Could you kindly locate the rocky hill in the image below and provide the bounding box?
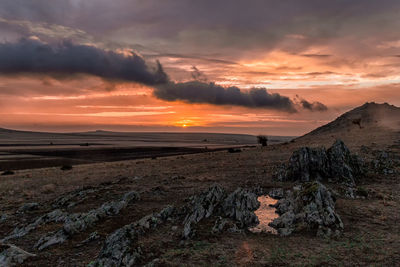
[295,102,400,149]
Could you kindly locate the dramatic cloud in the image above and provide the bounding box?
[0,38,168,85]
[300,99,328,112]
[154,81,297,112]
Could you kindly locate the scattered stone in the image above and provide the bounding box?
[269,181,343,238]
[35,191,140,250]
[275,139,364,186]
[0,242,36,266]
[17,203,39,213]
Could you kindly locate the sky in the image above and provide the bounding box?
[0,0,399,136]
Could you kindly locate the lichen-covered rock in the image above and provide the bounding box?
[17,203,39,213]
[0,214,7,223]
[275,139,364,186]
[371,150,396,175]
[135,205,175,232]
[35,191,139,250]
[91,224,141,267]
[2,209,68,242]
[286,146,330,182]
[52,187,98,209]
[211,216,240,234]
[76,232,100,247]
[182,185,262,238]
[221,188,260,228]
[268,188,284,199]
[0,243,36,266]
[269,181,343,238]
[91,206,175,267]
[182,184,226,239]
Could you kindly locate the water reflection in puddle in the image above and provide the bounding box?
[248,195,278,234]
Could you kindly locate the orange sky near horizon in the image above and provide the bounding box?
[1,1,400,136]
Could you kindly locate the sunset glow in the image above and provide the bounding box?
[0,1,399,135]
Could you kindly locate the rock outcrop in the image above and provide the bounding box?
[275,139,364,186]
[2,209,68,242]
[182,185,261,238]
[35,191,139,250]
[17,203,39,213]
[269,181,343,238]
[371,151,397,175]
[52,187,98,209]
[0,243,36,267]
[221,188,260,228]
[91,206,175,267]
[182,185,226,239]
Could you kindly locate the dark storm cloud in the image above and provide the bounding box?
[298,98,328,112]
[0,38,168,85]
[2,0,400,60]
[294,95,328,112]
[154,81,297,112]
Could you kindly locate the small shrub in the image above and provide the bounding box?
[257,135,268,146]
[228,148,241,153]
[1,170,15,176]
[356,187,369,198]
[60,165,73,171]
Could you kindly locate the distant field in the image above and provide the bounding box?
[0,129,295,170]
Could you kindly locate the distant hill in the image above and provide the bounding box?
[295,102,400,148]
[0,128,263,147]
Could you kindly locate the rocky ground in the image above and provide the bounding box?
[0,131,399,266]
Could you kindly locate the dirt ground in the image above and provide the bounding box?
[0,129,399,266]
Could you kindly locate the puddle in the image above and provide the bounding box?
[248,195,279,234]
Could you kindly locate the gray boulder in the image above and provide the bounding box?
[371,150,396,175]
[91,206,175,267]
[268,188,284,199]
[91,224,141,267]
[17,203,39,213]
[182,184,226,239]
[221,188,260,228]
[182,185,262,238]
[269,181,343,238]
[0,243,36,267]
[275,139,364,186]
[0,214,7,223]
